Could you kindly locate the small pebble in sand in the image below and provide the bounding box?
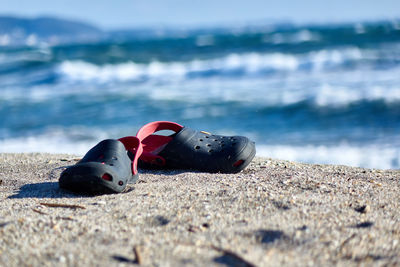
[355,205,371,214]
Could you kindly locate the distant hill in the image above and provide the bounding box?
[0,16,104,46]
[0,15,297,46]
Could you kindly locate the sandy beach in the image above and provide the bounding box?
[0,153,399,266]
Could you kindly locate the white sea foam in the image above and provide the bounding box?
[2,45,400,108]
[265,29,321,44]
[0,128,110,155]
[57,61,145,82]
[148,74,400,108]
[52,45,400,107]
[56,53,299,84]
[257,143,400,170]
[0,136,91,155]
[56,46,378,84]
[2,70,400,109]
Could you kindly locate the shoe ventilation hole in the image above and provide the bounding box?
[209,149,214,153]
[112,157,118,160]
[205,136,209,138]
[118,181,124,186]
[199,139,203,141]
[195,146,200,149]
[102,173,112,181]
[206,144,211,147]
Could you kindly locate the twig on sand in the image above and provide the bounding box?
[112,246,144,265]
[340,233,357,249]
[133,246,143,265]
[56,216,75,221]
[338,233,357,257]
[40,202,86,209]
[210,245,257,267]
[32,208,48,215]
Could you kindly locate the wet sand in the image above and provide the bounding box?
[0,153,399,266]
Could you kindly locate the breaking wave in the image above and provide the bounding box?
[56,47,371,83]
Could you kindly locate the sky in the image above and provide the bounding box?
[0,0,399,29]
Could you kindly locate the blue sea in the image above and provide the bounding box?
[1,20,400,169]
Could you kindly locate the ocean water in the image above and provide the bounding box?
[1,21,400,169]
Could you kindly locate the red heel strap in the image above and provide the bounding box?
[120,121,183,168]
[136,121,183,141]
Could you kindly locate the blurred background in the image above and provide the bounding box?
[0,0,399,169]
